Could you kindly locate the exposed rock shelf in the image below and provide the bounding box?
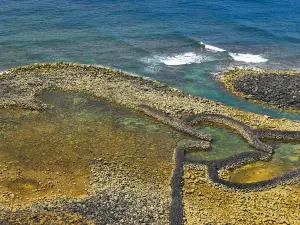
[222,68,300,112]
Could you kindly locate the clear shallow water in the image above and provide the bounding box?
[1,0,300,119]
[185,126,256,161]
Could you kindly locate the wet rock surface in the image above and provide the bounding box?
[1,62,300,130]
[0,211,94,225]
[0,91,178,224]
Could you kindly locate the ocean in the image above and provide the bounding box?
[1,0,300,119]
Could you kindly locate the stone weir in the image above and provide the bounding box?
[137,105,300,225]
[1,62,300,225]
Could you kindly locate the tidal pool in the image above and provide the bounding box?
[185,125,256,161]
[185,125,300,184]
[229,142,300,183]
[0,91,185,206]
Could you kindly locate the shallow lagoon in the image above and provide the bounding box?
[0,91,183,206]
[185,125,256,161]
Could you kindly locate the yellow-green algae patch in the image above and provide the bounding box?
[0,91,185,208]
[1,63,300,223]
[229,142,300,183]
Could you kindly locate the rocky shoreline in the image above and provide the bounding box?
[1,62,300,224]
[222,68,300,112]
[1,62,300,130]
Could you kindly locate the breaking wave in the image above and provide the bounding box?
[199,41,267,63]
[200,42,226,52]
[156,52,213,66]
[228,53,268,63]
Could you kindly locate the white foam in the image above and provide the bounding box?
[229,53,268,63]
[158,52,212,66]
[200,42,226,52]
[0,69,8,75]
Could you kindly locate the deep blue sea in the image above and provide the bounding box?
[1,0,300,119]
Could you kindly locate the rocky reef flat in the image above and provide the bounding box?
[0,91,178,224]
[222,68,300,112]
[1,62,300,224]
[1,62,300,131]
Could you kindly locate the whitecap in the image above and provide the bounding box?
[158,52,212,66]
[229,53,268,63]
[200,42,226,52]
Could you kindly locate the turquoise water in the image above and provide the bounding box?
[37,91,178,135]
[35,93,300,181]
[185,126,256,161]
[1,0,300,119]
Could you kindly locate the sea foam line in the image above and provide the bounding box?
[142,43,267,67]
[159,52,212,66]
